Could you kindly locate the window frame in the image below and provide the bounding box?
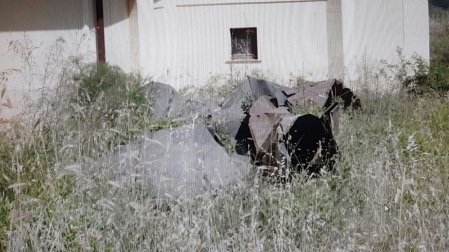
[153,0,164,9]
[230,27,258,61]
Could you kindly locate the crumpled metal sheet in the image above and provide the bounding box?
[218,77,295,138]
[287,79,361,111]
[104,77,360,202]
[228,77,360,176]
[140,77,360,181]
[143,81,189,119]
[144,81,221,120]
[247,95,290,167]
[104,123,252,202]
[287,79,337,109]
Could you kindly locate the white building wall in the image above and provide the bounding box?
[103,0,133,73]
[341,0,430,91]
[138,0,329,89]
[327,0,344,80]
[0,0,97,119]
[0,0,431,118]
[403,0,430,60]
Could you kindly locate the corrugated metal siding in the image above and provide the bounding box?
[0,0,97,118]
[341,0,429,91]
[403,0,430,60]
[137,0,428,91]
[138,0,329,89]
[327,0,344,80]
[0,0,431,110]
[103,0,133,72]
[342,0,403,90]
[129,1,141,73]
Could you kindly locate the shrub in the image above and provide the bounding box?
[429,7,449,91]
[74,62,150,123]
[55,62,154,156]
[381,47,449,94]
[76,63,147,107]
[430,0,449,10]
[428,61,449,91]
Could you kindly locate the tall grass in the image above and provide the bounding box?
[2,63,449,251]
[2,45,449,252]
[1,6,449,250]
[0,61,155,251]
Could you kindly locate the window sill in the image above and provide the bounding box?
[226,59,262,64]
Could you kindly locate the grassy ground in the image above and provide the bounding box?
[2,90,449,251]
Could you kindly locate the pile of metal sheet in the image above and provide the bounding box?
[105,78,360,201]
[217,77,360,179]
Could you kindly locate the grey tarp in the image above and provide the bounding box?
[143,81,220,120]
[103,123,252,202]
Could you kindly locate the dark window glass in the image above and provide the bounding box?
[230,27,258,60]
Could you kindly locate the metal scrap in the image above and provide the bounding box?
[105,77,361,202]
[222,77,361,178]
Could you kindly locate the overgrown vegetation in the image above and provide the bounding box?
[3,84,449,250]
[1,4,449,251]
[427,4,449,92]
[0,69,18,123]
[380,47,449,94]
[0,61,159,251]
[49,62,155,159]
[375,5,449,94]
[430,0,449,9]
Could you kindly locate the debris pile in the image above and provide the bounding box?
[104,77,360,200]
[216,77,361,179]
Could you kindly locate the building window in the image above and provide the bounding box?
[230,27,258,60]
